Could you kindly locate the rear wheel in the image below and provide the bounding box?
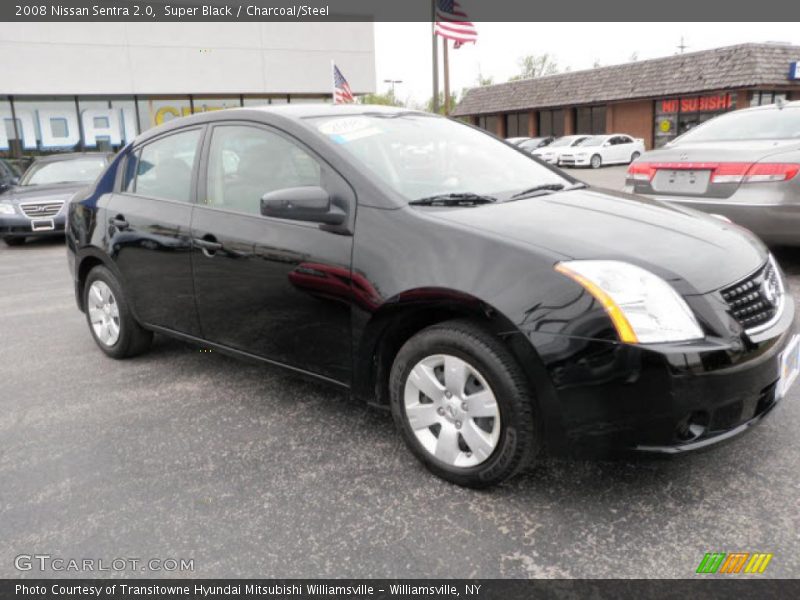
[83,265,152,359]
[4,237,25,246]
[631,151,641,163]
[389,320,539,488]
[590,154,602,169]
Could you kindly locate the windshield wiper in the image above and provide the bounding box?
[409,193,497,207]
[509,182,586,200]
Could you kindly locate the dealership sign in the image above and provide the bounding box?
[659,93,734,114]
[790,61,800,80]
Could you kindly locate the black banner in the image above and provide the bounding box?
[4,579,800,600]
[5,0,800,22]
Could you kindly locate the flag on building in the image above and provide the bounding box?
[434,0,478,48]
[332,63,355,104]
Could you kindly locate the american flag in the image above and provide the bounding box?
[434,0,478,48]
[332,63,355,104]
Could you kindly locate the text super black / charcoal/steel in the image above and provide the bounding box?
[65,105,797,487]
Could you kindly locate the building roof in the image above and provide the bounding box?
[453,43,800,116]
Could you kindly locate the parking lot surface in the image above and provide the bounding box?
[1,236,799,579]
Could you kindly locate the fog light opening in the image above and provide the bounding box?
[676,411,709,442]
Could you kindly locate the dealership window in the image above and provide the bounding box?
[504,112,528,137]
[288,96,331,104]
[653,93,736,148]
[576,105,606,135]
[243,96,289,107]
[538,109,564,137]
[751,91,789,106]
[475,115,499,134]
[77,97,137,153]
[10,97,81,155]
[0,98,18,159]
[137,97,192,130]
[191,97,242,115]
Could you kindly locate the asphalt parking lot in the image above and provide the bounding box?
[2,221,800,578]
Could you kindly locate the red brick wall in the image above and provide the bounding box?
[528,111,538,136]
[564,109,575,135]
[606,100,654,149]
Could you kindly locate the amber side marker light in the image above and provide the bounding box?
[555,263,639,344]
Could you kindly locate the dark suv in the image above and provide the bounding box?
[67,106,797,487]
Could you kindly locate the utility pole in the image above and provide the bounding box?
[677,36,689,54]
[432,10,439,114]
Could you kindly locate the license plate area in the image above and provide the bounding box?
[777,334,800,399]
[30,218,55,232]
[651,169,711,194]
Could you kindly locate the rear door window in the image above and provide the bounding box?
[128,129,202,202]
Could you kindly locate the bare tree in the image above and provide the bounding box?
[508,54,559,81]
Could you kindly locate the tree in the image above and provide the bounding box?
[359,90,402,106]
[508,54,559,81]
[475,71,494,87]
[592,59,603,68]
[425,91,460,115]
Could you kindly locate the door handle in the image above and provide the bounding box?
[193,237,223,257]
[109,216,129,230]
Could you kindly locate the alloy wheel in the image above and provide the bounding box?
[403,354,501,468]
[88,280,121,347]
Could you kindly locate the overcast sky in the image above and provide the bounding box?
[373,22,800,106]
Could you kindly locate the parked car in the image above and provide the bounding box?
[531,135,590,165]
[67,105,797,488]
[0,152,111,246]
[560,134,645,168]
[0,158,21,193]
[517,136,555,152]
[505,137,530,145]
[625,101,800,246]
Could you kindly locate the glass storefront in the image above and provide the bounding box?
[504,112,528,137]
[0,94,328,159]
[653,92,736,148]
[538,109,565,137]
[576,105,607,135]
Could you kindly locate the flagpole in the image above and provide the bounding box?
[431,3,439,114]
[331,59,336,104]
[443,39,450,116]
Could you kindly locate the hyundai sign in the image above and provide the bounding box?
[790,61,800,80]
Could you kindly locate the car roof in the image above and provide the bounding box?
[31,152,111,164]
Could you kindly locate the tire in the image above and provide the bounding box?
[389,319,539,488]
[590,154,602,169]
[83,265,152,359]
[4,237,25,246]
[631,151,641,163]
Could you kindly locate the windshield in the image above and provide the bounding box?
[675,106,800,143]
[576,136,606,147]
[549,136,586,148]
[309,114,568,201]
[22,157,106,186]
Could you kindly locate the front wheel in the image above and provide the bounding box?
[83,265,152,359]
[590,154,602,169]
[389,320,539,488]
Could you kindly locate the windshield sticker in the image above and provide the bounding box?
[318,117,382,144]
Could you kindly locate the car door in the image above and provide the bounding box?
[190,122,354,384]
[614,135,634,163]
[107,126,204,336]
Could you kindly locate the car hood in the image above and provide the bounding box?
[426,188,766,295]
[0,182,87,204]
[639,139,800,163]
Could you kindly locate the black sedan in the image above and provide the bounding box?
[0,152,111,246]
[66,105,797,487]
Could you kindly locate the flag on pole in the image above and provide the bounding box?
[332,63,355,104]
[434,0,478,49]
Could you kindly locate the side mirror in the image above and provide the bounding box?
[260,186,345,225]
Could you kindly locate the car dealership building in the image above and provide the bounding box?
[454,43,800,149]
[0,22,375,160]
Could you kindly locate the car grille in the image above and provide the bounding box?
[19,201,64,218]
[720,258,783,332]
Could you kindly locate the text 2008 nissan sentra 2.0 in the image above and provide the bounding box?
[65,105,798,488]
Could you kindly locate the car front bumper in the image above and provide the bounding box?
[521,300,795,457]
[559,156,592,167]
[0,213,66,238]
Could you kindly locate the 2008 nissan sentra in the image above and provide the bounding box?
[66,105,799,488]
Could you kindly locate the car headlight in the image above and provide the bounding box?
[0,203,16,215]
[555,260,704,344]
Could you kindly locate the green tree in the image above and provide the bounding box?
[475,71,494,87]
[425,91,460,115]
[508,54,559,81]
[359,90,402,106]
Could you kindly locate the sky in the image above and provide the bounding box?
[373,22,800,106]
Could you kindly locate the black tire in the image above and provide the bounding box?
[4,237,25,246]
[83,265,152,359]
[590,154,602,169]
[631,151,641,163]
[389,319,539,488]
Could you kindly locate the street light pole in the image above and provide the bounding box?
[383,79,403,96]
